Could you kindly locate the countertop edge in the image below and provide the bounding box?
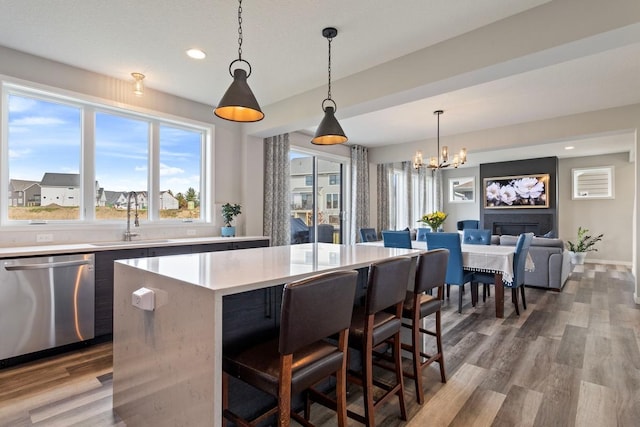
[0,235,270,259]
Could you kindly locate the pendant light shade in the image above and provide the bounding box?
[311,27,347,145]
[214,0,264,123]
[312,104,347,145]
[215,68,264,122]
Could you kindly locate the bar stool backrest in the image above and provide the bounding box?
[415,249,449,294]
[365,256,412,315]
[279,270,358,355]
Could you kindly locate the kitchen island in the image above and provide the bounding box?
[112,243,420,426]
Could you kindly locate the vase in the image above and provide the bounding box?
[221,226,236,237]
[569,251,587,265]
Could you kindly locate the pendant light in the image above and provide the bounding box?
[214,0,264,122]
[312,27,347,145]
[413,110,466,169]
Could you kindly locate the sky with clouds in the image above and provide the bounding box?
[8,94,202,194]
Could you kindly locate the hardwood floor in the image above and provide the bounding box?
[1,263,638,426]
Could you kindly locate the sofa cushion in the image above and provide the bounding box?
[500,235,563,249]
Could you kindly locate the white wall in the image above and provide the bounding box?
[558,152,633,264]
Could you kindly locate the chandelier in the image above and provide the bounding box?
[413,110,466,169]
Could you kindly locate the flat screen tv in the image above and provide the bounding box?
[483,173,549,209]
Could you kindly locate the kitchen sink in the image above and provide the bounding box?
[89,239,170,247]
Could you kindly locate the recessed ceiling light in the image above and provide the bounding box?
[565,146,575,150]
[186,48,206,60]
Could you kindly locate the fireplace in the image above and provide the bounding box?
[492,222,540,236]
[484,213,553,236]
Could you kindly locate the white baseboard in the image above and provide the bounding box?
[586,258,632,267]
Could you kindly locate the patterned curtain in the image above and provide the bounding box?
[350,145,370,243]
[433,168,443,212]
[376,163,390,232]
[403,161,413,228]
[263,134,290,246]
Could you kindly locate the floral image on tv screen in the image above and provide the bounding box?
[483,174,549,208]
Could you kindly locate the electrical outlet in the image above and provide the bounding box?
[186,229,197,236]
[36,233,54,243]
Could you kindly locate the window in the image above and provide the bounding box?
[289,151,346,244]
[326,193,339,209]
[8,94,82,220]
[3,86,210,224]
[159,125,203,220]
[95,112,149,221]
[449,177,475,202]
[386,164,433,230]
[572,166,614,199]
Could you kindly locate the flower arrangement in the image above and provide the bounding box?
[566,226,603,253]
[418,211,448,231]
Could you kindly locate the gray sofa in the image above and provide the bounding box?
[498,235,570,290]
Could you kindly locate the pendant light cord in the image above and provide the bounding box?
[327,35,332,101]
[436,111,440,163]
[237,0,243,61]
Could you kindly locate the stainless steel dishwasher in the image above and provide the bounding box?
[0,253,95,361]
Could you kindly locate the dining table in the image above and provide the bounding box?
[360,240,534,318]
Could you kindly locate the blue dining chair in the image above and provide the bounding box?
[424,233,474,313]
[462,229,492,299]
[382,230,412,249]
[416,227,431,242]
[456,220,479,231]
[471,232,534,315]
[462,229,492,245]
[360,227,379,242]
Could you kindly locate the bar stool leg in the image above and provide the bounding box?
[412,313,424,404]
[436,309,446,383]
[392,330,407,421]
[362,332,375,427]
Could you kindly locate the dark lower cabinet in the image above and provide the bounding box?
[94,238,270,337]
[94,248,148,337]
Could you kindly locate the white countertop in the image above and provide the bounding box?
[116,243,421,296]
[0,235,270,259]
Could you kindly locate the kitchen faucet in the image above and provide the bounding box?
[123,191,140,241]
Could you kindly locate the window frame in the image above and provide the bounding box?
[1,81,213,227]
[448,176,475,203]
[571,166,615,200]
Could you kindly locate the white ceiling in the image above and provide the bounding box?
[0,0,638,160]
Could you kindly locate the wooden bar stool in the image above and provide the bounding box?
[222,270,359,427]
[401,249,448,404]
[318,256,410,426]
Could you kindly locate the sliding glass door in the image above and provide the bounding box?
[290,151,345,244]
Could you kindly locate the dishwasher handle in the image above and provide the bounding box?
[4,259,92,271]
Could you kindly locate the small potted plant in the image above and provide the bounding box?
[221,203,241,237]
[566,226,603,264]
